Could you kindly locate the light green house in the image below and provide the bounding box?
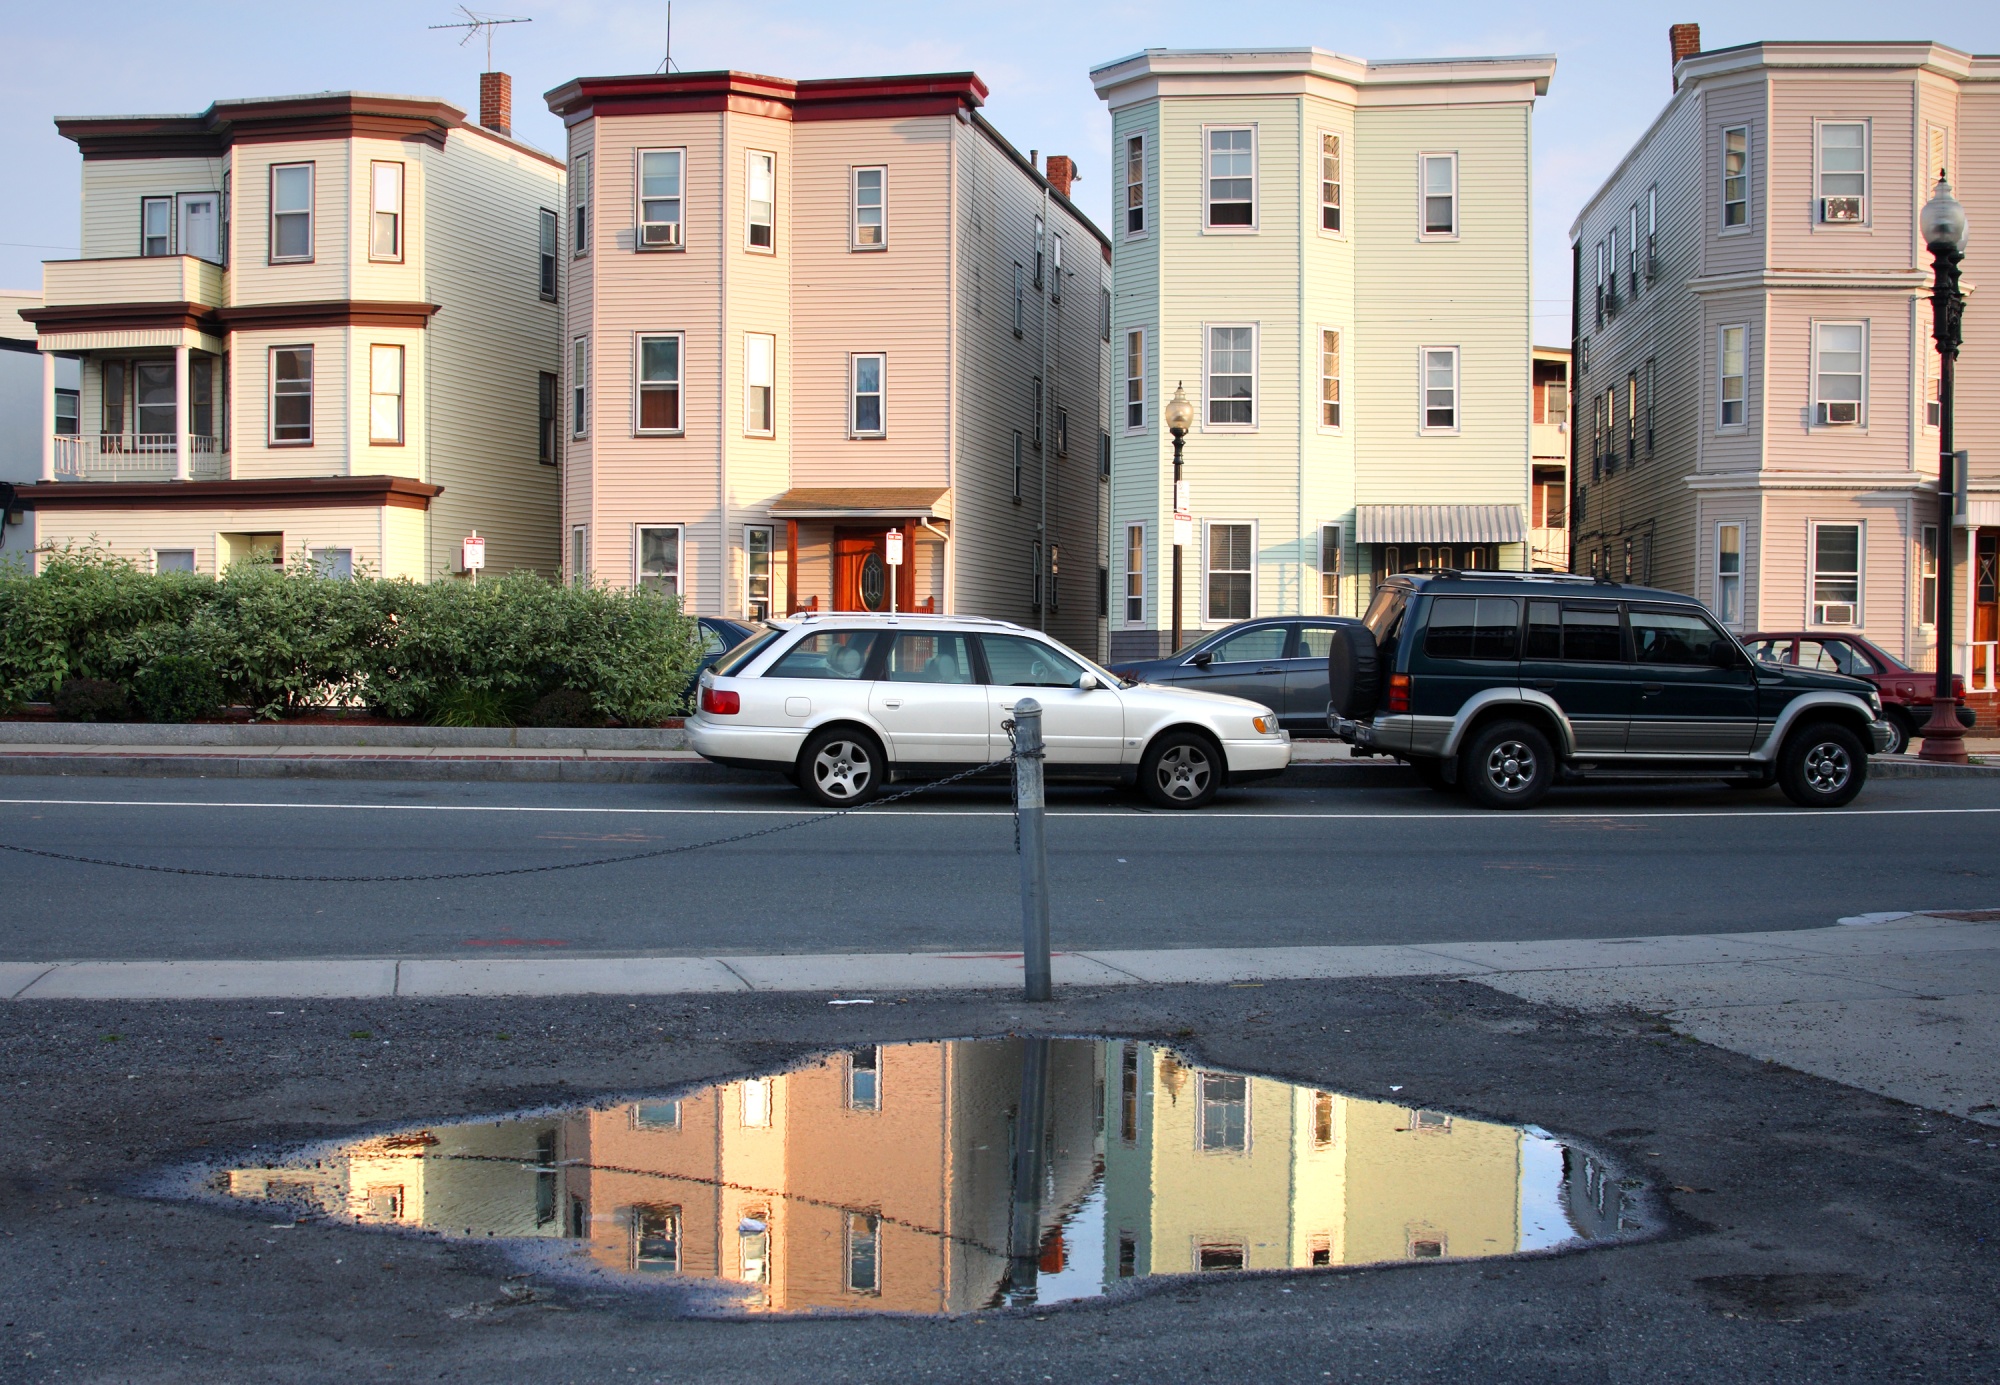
[1092,48,1556,659]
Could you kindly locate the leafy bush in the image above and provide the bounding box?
[428,687,528,728]
[52,676,131,722]
[131,653,226,724]
[528,688,602,728]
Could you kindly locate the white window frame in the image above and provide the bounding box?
[571,150,591,258]
[743,525,774,620]
[1122,521,1147,626]
[745,150,775,252]
[743,333,775,438]
[1011,429,1023,502]
[1202,125,1258,233]
[1721,126,1750,231]
[1418,345,1460,435]
[1417,152,1458,240]
[1923,301,1941,430]
[636,148,686,251]
[851,165,887,251]
[1319,523,1343,615]
[268,345,313,447]
[1202,520,1257,625]
[1123,328,1146,433]
[268,162,314,264]
[1717,324,1748,430]
[571,336,590,438]
[1715,521,1744,628]
[1814,120,1870,227]
[1050,233,1062,302]
[1123,133,1146,238]
[849,352,886,438]
[1012,263,1024,337]
[1808,520,1864,627]
[1925,123,1952,187]
[1317,327,1342,432]
[538,208,558,300]
[369,160,404,262]
[1318,131,1342,236]
[141,196,172,257]
[1202,323,1258,433]
[634,332,682,436]
[1627,204,1640,291]
[1920,523,1940,627]
[1811,320,1867,429]
[1646,183,1658,280]
[634,523,685,596]
[569,525,587,586]
[368,343,404,445]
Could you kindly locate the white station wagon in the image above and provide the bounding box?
[687,614,1291,809]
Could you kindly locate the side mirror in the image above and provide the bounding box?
[1078,673,1100,691]
[1190,650,1214,668]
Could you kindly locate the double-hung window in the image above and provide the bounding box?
[1205,127,1254,229]
[571,336,590,438]
[636,525,682,595]
[1050,234,1062,302]
[1645,358,1657,452]
[1012,263,1024,337]
[635,334,681,434]
[1011,430,1023,502]
[743,526,774,620]
[269,163,313,262]
[1320,524,1343,615]
[1817,122,1867,224]
[570,526,587,586]
[852,167,885,249]
[1813,322,1865,426]
[1927,124,1952,186]
[141,197,172,256]
[1033,217,1045,288]
[1319,329,1341,429]
[1810,523,1862,625]
[1420,347,1459,432]
[1124,135,1146,236]
[1206,325,1255,428]
[1645,184,1658,280]
[1123,523,1146,624]
[746,151,775,250]
[1718,325,1747,428]
[538,209,558,299]
[743,333,775,436]
[368,345,403,445]
[269,346,313,445]
[850,353,885,437]
[1627,204,1640,292]
[638,149,684,248]
[1320,133,1341,232]
[1594,241,1607,327]
[1716,523,1743,626]
[1924,307,1942,428]
[1721,127,1749,229]
[1420,153,1457,236]
[571,151,591,256]
[370,161,403,261]
[1031,377,1043,449]
[1625,372,1637,460]
[1606,227,1619,312]
[1921,525,1940,626]
[1205,523,1254,623]
[537,372,557,464]
[1123,329,1145,431]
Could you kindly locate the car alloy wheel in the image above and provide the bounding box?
[809,738,876,802]
[1139,731,1223,809]
[1460,720,1554,810]
[1155,743,1212,802]
[1484,739,1538,795]
[1777,720,1867,809]
[1801,739,1852,794]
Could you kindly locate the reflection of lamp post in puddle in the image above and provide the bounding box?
[1006,1036,1051,1306]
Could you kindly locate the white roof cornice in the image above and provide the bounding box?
[1673,40,1979,86]
[1089,47,1554,111]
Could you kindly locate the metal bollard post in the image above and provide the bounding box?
[1012,697,1053,1002]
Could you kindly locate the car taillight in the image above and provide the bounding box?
[701,686,740,715]
[1953,675,1966,700]
[1385,673,1411,714]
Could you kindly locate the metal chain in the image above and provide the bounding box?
[0,754,1016,884]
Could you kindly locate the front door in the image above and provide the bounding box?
[977,632,1123,765]
[1520,599,1631,754]
[178,192,220,263]
[868,630,988,765]
[1624,605,1757,753]
[1977,535,1998,643]
[1175,622,1291,709]
[833,529,914,613]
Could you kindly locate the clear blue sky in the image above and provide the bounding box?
[5,2,1995,345]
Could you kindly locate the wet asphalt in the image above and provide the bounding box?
[3,979,1996,1383]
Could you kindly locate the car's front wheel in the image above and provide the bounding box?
[1460,721,1554,810]
[1878,709,1913,756]
[1777,721,1867,808]
[1140,730,1223,809]
[798,728,885,808]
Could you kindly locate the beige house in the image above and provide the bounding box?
[18,85,564,579]
[1572,31,2000,691]
[1531,345,1571,570]
[546,69,1110,652]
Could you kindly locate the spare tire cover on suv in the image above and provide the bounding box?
[1325,619,1381,720]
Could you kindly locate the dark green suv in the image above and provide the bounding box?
[1325,571,1893,810]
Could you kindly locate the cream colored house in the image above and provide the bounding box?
[1093,48,1555,658]
[1571,33,2000,689]
[18,86,564,579]
[546,69,1110,653]
[1531,345,1571,570]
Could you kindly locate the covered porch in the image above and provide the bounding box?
[1354,504,1527,584]
[767,487,951,616]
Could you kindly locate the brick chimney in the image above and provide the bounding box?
[479,71,512,137]
[1669,24,1702,87]
[1046,155,1078,199]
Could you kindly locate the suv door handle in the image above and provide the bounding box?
[1528,681,1557,692]
[883,699,903,708]
[1256,666,1281,674]
[1640,683,1664,696]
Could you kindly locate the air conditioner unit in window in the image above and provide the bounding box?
[1816,602,1856,626]
[640,222,683,248]
[1821,196,1863,223]
[1819,401,1859,425]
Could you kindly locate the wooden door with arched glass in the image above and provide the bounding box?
[833,528,913,613]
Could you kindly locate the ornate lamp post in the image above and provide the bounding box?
[1920,173,1970,763]
[1164,383,1196,653]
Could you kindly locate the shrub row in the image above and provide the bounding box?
[0,546,704,724]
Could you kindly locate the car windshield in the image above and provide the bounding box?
[710,625,780,675]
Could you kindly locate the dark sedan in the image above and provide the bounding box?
[1107,617,1353,732]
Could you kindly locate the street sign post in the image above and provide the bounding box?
[885,527,903,613]
[461,532,486,586]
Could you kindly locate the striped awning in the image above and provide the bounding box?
[1353,504,1525,545]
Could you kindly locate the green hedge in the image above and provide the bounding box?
[0,546,704,724]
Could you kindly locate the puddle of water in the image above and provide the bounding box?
[201,1038,1644,1316]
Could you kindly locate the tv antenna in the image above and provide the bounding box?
[655,1,679,74]
[429,7,532,72]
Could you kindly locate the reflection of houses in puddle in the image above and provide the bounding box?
[1102,1043,1538,1278]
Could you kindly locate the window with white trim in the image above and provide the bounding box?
[1011,430,1022,502]
[1627,203,1639,292]
[636,525,682,595]
[1205,522,1254,623]
[1607,226,1619,312]
[1926,123,1952,186]
[744,526,773,620]
[746,151,775,250]
[1050,233,1062,302]
[744,333,775,436]
[1320,133,1341,233]
[635,334,680,434]
[1205,127,1255,228]
[1033,217,1045,288]
[370,161,403,261]
[1206,325,1255,428]
[1420,347,1459,432]
[1813,321,1865,426]
[1924,305,1941,428]
[852,166,885,249]
[1625,371,1637,461]
[1319,523,1342,615]
[1645,358,1657,453]
[1419,153,1457,236]
[1721,127,1749,229]
[269,346,312,445]
[1810,523,1861,626]
[1594,240,1607,327]
[1716,522,1743,626]
[368,344,403,445]
[571,151,591,256]
[638,149,684,249]
[1816,122,1867,224]
[269,163,313,262]
[1012,263,1024,336]
[850,353,885,437]
[1124,134,1146,236]
[538,209,558,299]
[1921,524,1939,626]
[1124,329,1145,431]
[1718,325,1747,428]
[1319,329,1341,429]
[570,526,587,586]
[141,197,171,256]
[1123,523,1146,624]
[1031,376,1043,450]
[1646,184,1658,280]
[571,336,590,438]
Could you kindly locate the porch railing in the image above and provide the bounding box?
[1962,642,1998,695]
[52,434,228,482]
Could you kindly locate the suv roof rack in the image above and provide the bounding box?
[1417,568,1613,585]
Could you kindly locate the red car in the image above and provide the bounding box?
[1745,632,1973,754]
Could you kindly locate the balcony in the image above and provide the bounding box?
[53,434,228,482]
[41,255,226,313]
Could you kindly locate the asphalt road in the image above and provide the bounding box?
[4,772,1998,961]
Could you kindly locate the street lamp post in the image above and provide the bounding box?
[1164,383,1195,654]
[1920,173,1970,764]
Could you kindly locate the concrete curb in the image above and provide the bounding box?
[0,721,691,750]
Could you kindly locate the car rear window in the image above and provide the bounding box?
[1525,601,1624,662]
[765,630,879,680]
[1423,597,1520,661]
[710,627,780,675]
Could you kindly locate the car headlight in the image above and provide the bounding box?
[1867,690,1882,714]
[1252,714,1277,734]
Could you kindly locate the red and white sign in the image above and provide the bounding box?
[461,533,486,571]
[885,528,904,566]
